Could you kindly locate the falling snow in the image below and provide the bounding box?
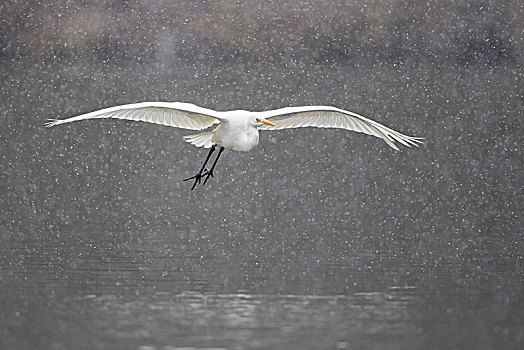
[1,1,522,349]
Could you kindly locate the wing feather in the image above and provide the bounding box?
[45,102,221,130]
[257,106,422,150]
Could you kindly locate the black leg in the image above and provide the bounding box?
[183,145,216,190]
[203,146,225,186]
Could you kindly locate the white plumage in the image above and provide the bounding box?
[46,101,421,150]
[46,101,422,189]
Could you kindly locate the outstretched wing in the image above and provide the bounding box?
[45,102,221,130]
[257,106,422,150]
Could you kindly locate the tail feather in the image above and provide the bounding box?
[183,131,214,148]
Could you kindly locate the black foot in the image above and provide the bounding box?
[183,169,208,182]
[183,169,216,190]
[203,170,214,185]
[183,169,209,190]
[183,145,224,190]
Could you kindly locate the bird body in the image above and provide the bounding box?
[46,101,422,189]
[211,110,261,152]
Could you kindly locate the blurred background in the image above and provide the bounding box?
[1,0,522,349]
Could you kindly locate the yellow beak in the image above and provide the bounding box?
[261,119,276,127]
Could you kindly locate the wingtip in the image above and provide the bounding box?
[44,119,60,128]
[388,135,424,150]
[411,137,425,146]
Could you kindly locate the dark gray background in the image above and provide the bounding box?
[1,1,522,349]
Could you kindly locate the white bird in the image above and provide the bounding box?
[45,102,422,189]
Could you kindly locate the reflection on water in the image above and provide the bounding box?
[69,289,420,350]
[1,228,521,349]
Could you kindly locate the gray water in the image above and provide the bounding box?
[2,224,521,349]
[1,1,523,349]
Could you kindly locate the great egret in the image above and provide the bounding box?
[45,102,422,189]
